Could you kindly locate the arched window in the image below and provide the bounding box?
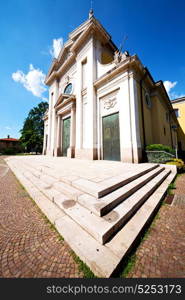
[64,83,72,94]
[145,93,152,108]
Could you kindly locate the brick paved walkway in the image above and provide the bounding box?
[127,174,185,278]
[0,157,83,278]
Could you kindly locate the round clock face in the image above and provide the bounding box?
[64,83,72,94]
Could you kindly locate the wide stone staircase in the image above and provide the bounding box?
[6,156,176,277]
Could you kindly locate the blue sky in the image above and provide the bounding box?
[0,0,185,138]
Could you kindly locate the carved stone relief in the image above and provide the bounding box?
[103,96,117,110]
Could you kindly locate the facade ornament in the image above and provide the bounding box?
[65,75,70,84]
[114,51,122,64]
[114,50,130,64]
[103,97,117,109]
[89,8,94,19]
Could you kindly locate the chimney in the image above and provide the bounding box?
[7,135,10,139]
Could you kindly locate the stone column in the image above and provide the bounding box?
[119,71,141,163]
[75,59,82,156]
[42,132,46,155]
[50,80,59,156]
[55,115,61,156]
[129,75,142,163]
[67,105,76,158]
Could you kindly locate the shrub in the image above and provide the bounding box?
[166,158,185,173]
[2,147,18,155]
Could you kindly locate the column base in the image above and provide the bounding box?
[67,147,75,158]
[75,148,98,160]
[55,147,62,156]
[121,147,143,163]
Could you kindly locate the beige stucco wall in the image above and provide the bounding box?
[172,101,185,133]
[136,79,182,151]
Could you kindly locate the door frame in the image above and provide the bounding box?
[61,115,71,156]
[101,111,121,161]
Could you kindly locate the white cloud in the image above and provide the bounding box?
[170,91,185,100]
[12,64,47,99]
[163,80,177,94]
[163,80,185,100]
[50,38,63,59]
[5,126,11,130]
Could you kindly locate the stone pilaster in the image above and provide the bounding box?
[55,115,61,156]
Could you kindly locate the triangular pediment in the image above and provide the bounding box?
[54,94,76,109]
[45,15,117,85]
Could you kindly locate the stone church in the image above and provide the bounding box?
[43,10,183,163]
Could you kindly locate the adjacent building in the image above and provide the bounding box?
[171,97,185,153]
[43,11,185,163]
[0,135,21,154]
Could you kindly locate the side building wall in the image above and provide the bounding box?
[136,77,183,153]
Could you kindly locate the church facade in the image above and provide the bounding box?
[43,11,183,163]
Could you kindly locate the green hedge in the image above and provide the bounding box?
[146,144,175,163]
[1,147,23,155]
[146,144,175,155]
[146,151,175,163]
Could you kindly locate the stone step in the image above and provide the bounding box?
[5,161,64,224]
[16,160,63,181]
[14,158,160,203]
[105,171,176,261]
[55,215,119,278]
[21,167,83,202]
[101,169,171,244]
[7,161,121,277]
[10,162,90,224]
[15,159,84,189]
[78,166,164,216]
[53,169,171,244]
[16,160,161,218]
[15,158,82,184]
[72,164,159,198]
[12,160,82,200]
[12,160,171,245]
[5,157,176,277]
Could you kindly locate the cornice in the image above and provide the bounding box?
[69,18,90,40]
[171,97,185,104]
[45,70,57,85]
[94,56,136,89]
[57,101,75,116]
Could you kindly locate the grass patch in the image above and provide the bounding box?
[140,209,161,242]
[120,254,136,277]
[12,172,64,242]
[70,250,96,278]
[19,182,26,191]
[38,214,64,241]
[167,182,176,195]
[141,228,150,242]
[119,202,164,277]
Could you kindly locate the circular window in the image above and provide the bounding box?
[145,93,152,108]
[64,83,73,94]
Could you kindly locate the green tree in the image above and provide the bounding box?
[20,101,48,153]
